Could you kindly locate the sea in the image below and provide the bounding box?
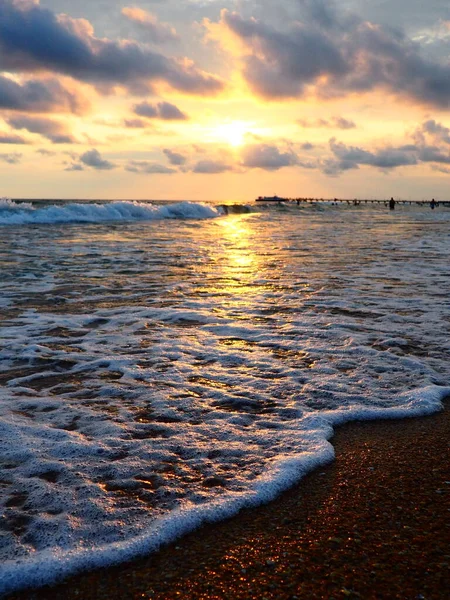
[0,197,449,596]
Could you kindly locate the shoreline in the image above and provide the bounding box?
[7,400,450,600]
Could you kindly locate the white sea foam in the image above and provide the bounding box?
[0,202,449,595]
[0,197,34,211]
[0,199,220,226]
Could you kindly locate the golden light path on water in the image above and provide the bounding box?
[217,214,259,274]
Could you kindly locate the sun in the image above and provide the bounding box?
[212,120,250,147]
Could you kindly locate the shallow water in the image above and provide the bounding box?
[1,200,449,595]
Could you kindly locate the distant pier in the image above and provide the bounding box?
[256,196,450,207]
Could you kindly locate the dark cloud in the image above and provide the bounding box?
[0,133,27,144]
[329,138,375,166]
[192,159,232,174]
[0,1,223,95]
[64,163,84,171]
[240,144,298,170]
[321,127,450,174]
[163,148,186,165]
[134,102,158,118]
[328,138,418,173]
[417,145,450,164]
[421,119,450,144]
[0,152,22,164]
[412,120,450,159]
[314,118,450,175]
[221,9,347,98]
[121,7,179,44]
[220,3,450,107]
[0,75,89,114]
[124,118,148,129]
[362,149,418,169]
[398,144,418,152]
[158,102,188,120]
[303,0,342,31]
[7,115,75,143]
[333,117,356,130]
[125,160,176,174]
[297,159,318,170]
[80,149,115,170]
[134,101,188,120]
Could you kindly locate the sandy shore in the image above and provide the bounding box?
[8,400,450,600]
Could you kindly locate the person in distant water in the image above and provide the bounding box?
[430,198,437,209]
[389,197,396,210]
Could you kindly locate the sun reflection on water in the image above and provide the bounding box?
[217,215,257,272]
[217,215,259,270]
[197,214,275,320]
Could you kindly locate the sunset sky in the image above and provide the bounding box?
[2,0,450,200]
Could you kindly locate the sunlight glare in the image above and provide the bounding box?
[212,121,251,147]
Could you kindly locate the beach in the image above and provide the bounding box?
[8,401,450,600]
[3,0,450,594]
[1,200,450,597]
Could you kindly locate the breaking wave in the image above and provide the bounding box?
[0,198,222,226]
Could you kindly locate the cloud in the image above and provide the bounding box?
[217,8,347,99]
[431,165,450,174]
[64,162,84,171]
[342,0,450,37]
[0,75,89,114]
[217,3,450,108]
[133,102,158,118]
[0,152,22,164]
[80,148,115,170]
[420,119,450,144]
[240,143,298,170]
[310,118,450,175]
[121,7,179,44]
[125,160,176,174]
[298,116,356,130]
[333,117,356,130]
[192,159,232,174]
[0,133,27,144]
[163,148,186,165]
[134,101,188,120]
[0,0,223,95]
[124,118,148,128]
[326,137,418,174]
[63,150,79,161]
[158,102,188,121]
[7,115,75,143]
[417,145,450,164]
[36,148,56,156]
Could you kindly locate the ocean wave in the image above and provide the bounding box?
[2,202,449,595]
[0,199,221,226]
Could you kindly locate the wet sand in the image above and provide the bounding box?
[8,400,450,600]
